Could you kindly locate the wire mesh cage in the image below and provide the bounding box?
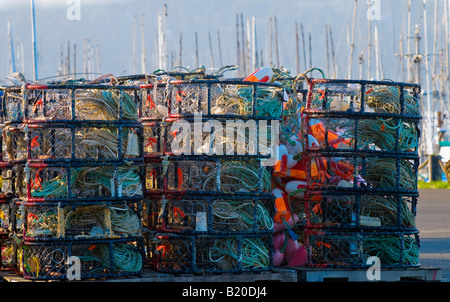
[304,79,421,115]
[144,193,274,235]
[139,79,284,120]
[2,124,143,164]
[303,116,420,154]
[164,118,277,157]
[0,82,148,281]
[301,80,421,160]
[297,78,421,221]
[129,69,228,121]
[296,154,419,193]
[272,77,423,270]
[25,163,143,202]
[301,192,417,231]
[302,79,421,154]
[142,119,278,161]
[137,76,283,270]
[21,237,144,280]
[1,84,141,123]
[20,201,142,241]
[304,229,420,268]
[151,233,272,274]
[144,156,271,195]
[21,124,142,162]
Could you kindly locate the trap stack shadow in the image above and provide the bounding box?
[0,83,145,280]
[139,76,283,274]
[295,79,422,268]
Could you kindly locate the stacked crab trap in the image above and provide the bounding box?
[0,82,145,280]
[274,76,422,269]
[140,72,283,274]
[0,66,424,280]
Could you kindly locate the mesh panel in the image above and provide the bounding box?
[306,231,420,268]
[153,234,272,274]
[22,203,141,240]
[22,239,143,280]
[145,195,273,234]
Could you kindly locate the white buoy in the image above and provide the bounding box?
[285,135,303,155]
[243,67,273,83]
[285,180,307,198]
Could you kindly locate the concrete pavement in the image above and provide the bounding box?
[417,189,450,281]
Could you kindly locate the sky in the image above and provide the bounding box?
[0,0,447,84]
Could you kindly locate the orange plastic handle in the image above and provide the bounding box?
[274,197,291,223]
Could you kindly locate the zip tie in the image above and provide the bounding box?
[24,162,31,183]
[162,155,170,176]
[158,195,167,220]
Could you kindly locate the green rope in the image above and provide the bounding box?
[208,237,270,269]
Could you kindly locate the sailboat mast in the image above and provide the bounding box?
[407,0,412,82]
[348,0,358,79]
[329,26,337,78]
[141,15,146,73]
[7,20,16,74]
[30,0,38,80]
[367,0,372,79]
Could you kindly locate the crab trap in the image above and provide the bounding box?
[138,77,282,270]
[150,233,272,274]
[302,79,421,155]
[299,79,421,224]
[142,118,278,159]
[138,78,284,121]
[304,229,420,268]
[20,237,144,280]
[271,77,423,269]
[18,200,142,241]
[1,122,143,166]
[1,83,141,123]
[294,155,419,194]
[2,124,143,163]
[144,193,274,235]
[144,156,271,195]
[299,191,417,231]
[0,81,148,280]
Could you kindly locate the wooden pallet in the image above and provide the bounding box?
[289,266,441,282]
[0,271,59,282]
[1,266,440,282]
[0,268,298,283]
[100,268,298,282]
